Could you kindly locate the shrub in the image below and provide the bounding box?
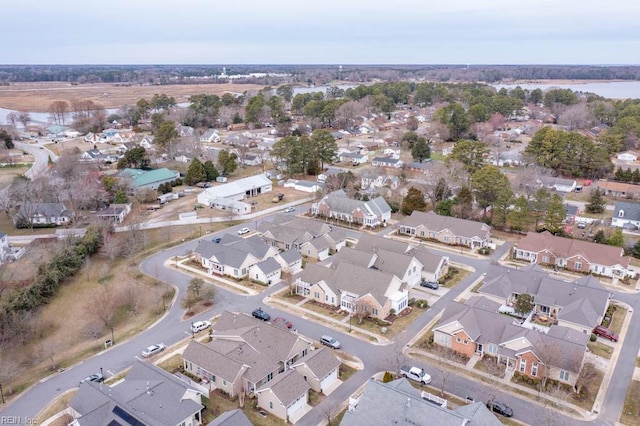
[415,299,429,309]
[382,371,394,383]
[590,333,597,342]
[408,297,416,306]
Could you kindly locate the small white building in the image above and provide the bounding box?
[249,258,282,285]
[197,174,273,205]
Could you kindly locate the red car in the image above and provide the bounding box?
[274,317,293,329]
[593,325,619,342]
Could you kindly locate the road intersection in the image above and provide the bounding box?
[1,215,638,426]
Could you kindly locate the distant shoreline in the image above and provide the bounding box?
[498,79,630,85]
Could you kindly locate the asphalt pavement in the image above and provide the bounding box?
[1,219,638,426]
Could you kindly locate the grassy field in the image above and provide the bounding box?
[0,82,265,112]
[608,305,627,335]
[0,222,225,405]
[587,342,614,359]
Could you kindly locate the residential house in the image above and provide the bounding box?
[371,157,403,168]
[406,161,435,174]
[197,174,272,206]
[241,153,262,167]
[478,264,612,333]
[296,262,409,319]
[14,202,72,228]
[274,249,303,274]
[182,312,337,422]
[255,370,311,423]
[353,234,449,283]
[0,232,8,263]
[513,231,632,278]
[228,123,247,131]
[398,210,491,249]
[96,203,132,223]
[140,135,155,149]
[596,180,640,199]
[83,132,108,144]
[538,176,577,193]
[312,189,391,228]
[79,148,118,163]
[338,151,368,165]
[259,215,346,258]
[328,247,423,287]
[117,168,180,191]
[283,179,322,193]
[291,347,341,394]
[616,150,640,162]
[111,130,136,144]
[433,296,588,386]
[179,125,196,137]
[175,154,192,163]
[200,128,221,143]
[564,204,579,224]
[248,257,282,285]
[341,378,500,426]
[612,201,640,229]
[192,234,279,279]
[68,361,204,426]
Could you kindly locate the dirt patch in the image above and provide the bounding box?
[0,82,265,112]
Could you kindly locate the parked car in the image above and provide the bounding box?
[141,343,166,358]
[191,320,212,333]
[274,317,293,329]
[284,207,295,213]
[577,221,587,229]
[400,365,431,384]
[237,227,251,235]
[80,372,104,384]
[252,307,271,321]
[420,280,439,290]
[212,237,222,243]
[593,325,619,342]
[320,335,341,349]
[486,400,513,417]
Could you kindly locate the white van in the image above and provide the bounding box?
[191,320,212,333]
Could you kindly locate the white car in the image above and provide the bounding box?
[284,207,295,213]
[237,227,251,235]
[191,320,212,333]
[141,343,166,358]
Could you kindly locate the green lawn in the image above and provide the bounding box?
[441,268,470,288]
[609,305,627,335]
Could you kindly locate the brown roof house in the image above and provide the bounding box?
[513,231,632,279]
[68,361,204,426]
[433,296,588,386]
[311,189,391,228]
[183,312,339,422]
[398,210,491,249]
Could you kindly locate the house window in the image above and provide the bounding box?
[540,305,550,314]
[269,401,274,409]
[267,372,274,382]
[519,359,526,373]
[619,209,624,218]
[372,308,378,316]
[444,236,449,242]
[436,334,450,345]
[575,262,582,270]
[234,269,238,276]
[560,370,570,381]
[302,348,308,357]
[222,380,227,386]
[542,256,549,263]
[488,344,498,354]
[314,292,320,299]
[532,363,538,377]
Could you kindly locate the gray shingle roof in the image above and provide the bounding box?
[400,210,490,239]
[453,402,502,425]
[341,378,471,426]
[320,190,391,217]
[410,246,446,272]
[278,249,302,264]
[194,234,273,269]
[69,361,203,426]
[257,370,310,407]
[614,201,640,221]
[293,347,340,381]
[254,257,280,275]
[183,341,245,383]
[354,234,412,254]
[207,409,253,426]
[17,202,70,219]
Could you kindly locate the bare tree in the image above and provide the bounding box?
[18,111,31,130]
[354,297,375,324]
[85,287,118,329]
[48,101,70,125]
[574,362,599,394]
[558,102,594,130]
[0,353,20,395]
[5,112,18,135]
[433,344,455,396]
[181,292,199,314]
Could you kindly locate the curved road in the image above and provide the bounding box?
[1,219,638,426]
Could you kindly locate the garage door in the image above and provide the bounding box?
[320,368,338,392]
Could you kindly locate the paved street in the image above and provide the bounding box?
[1,218,638,426]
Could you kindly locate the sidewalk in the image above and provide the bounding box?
[169,257,260,296]
[264,288,392,345]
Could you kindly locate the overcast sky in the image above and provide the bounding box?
[4,0,639,65]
